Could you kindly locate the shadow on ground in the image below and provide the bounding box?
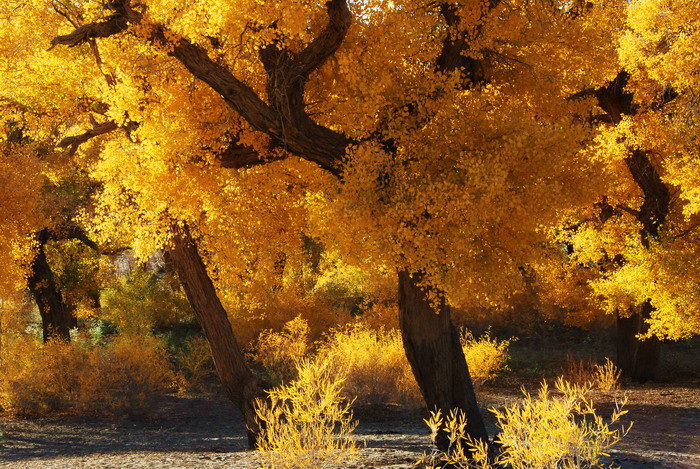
[1,385,698,468]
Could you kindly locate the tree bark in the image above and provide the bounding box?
[397,271,489,451]
[634,300,661,382]
[616,311,640,378]
[167,227,269,448]
[27,230,76,342]
[616,302,661,382]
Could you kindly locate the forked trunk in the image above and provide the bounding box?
[397,271,488,452]
[167,227,269,448]
[27,230,76,342]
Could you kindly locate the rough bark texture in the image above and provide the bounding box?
[27,230,76,342]
[398,271,488,450]
[167,227,268,448]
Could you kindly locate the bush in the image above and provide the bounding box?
[252,322,512,407]
[250,316,310,384]
[561,356,621,392]
[460,329,512,386]
[176,335,216,393]
[419,378,632,469]
[593,358,621,392]
[316,323,422,407]
[0,334,174,416]
[254,358,359,468]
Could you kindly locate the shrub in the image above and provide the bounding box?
[102,270,192,334]
[0,334,174,416]
[176,335,216,393]
[250,322,511,408]
[419,378,632,469]
[460,330,512,386]
[561,356,621,392]
[250,316,310,384]
[317,323,422,407]
[592,358,621,392]
[254,358,359,468]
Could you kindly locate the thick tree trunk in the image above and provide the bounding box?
[167,227,269,448]
[397,271,488,452]
[616,311,640,378]
[634,300,661,382]
[27,230,75,342]
[616,302,660,382]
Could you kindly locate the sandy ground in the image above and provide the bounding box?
[1,383,698,468]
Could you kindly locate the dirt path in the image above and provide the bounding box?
[1,383,698,468]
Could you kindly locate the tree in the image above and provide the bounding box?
[5,0,628,450]
[541,1,700,381]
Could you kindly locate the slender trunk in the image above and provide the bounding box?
[167,227,268,448]
[27,230,75,342]
[397,271,488,451]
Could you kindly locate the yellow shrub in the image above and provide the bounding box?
[419,378,632,469]
[317,323,421,407]
[592,358,621,392]
[76,335,175,414]
[254,358,359,468]
[561,357,621,392]
[460,330,512,386]
[0,334,174,416]
[250,316,310,384]
[177,336,216,393]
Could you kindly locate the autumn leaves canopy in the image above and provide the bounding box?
[0,0,699,440]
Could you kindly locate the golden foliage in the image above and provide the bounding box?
[253,322,511,407]
[254,358,359,469]
[420,378,632,469]
[0,334,174,415]
[102,270,192,334]
[561,357,620,392]
[593,358,621,393]
[250,315,310,384]
[460,330,512,387]
[316,323,421,407]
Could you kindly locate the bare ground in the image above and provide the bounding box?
[1,382,698,468]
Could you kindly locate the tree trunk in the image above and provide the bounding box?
[27,230,75,342]
[616,302,661,382]
[616,310,640,378]
[167,227,269,448]
[634,300,661,382]
[397,271,489,451]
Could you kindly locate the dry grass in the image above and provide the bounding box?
[176,336,216,393]
[249,315,310,384]
[561,356,621,392]
[250,320,512,407]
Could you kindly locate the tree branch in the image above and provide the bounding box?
[57,119,119,155]
[291,0,352,80]
[48,0,139,50]
[49,1,351,177]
